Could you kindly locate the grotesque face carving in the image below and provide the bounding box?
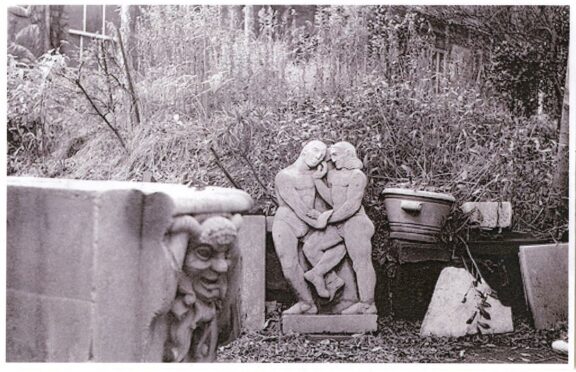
[184,243,230,302]
[302,140,327,168]
[183,216,238,302]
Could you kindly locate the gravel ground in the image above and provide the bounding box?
[217,314,568,363]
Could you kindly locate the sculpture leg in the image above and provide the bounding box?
[302,229,343,298]
[272,220,317,314]
[341,217,377,314]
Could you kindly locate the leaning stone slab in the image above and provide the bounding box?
[420,267,513,337]
[461,202,512,229]
[7,176,252,362]
[519,243,568,329]
[282,314,377,334]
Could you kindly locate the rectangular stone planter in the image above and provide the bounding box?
[6,177,252,362]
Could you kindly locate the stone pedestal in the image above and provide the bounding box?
[282,315,377,334]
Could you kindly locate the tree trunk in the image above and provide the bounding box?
[229,5,241,29]
[553,64,569,201]
[244,5,254,39]
[120,5,140,71]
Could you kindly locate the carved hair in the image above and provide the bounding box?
[196,215,241,246]
[300,140,327,158]
[331,141,363,170]
[169,214,242,245]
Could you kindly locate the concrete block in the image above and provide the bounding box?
[266,215,274,232]
[6,177,253,362]
[237,216,266,331]
[420,267,513,337]
[92,189,148,362]
[519,243,568,329]
[282,314,377,334]
[461,202,512,229]
[6,289,93,362]
[7,186,96,301]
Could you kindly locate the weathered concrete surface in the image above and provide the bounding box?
[519,243,568,329]
[282,314,377,334]
[6,289,93,362]
[461,202,512,229]
[420,267,513,337]
[6,177,253,362]
[7,185,99,362]
[236,215,266,331]
[6,186,95,301]
[6,184,176,362]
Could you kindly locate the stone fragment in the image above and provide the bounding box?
[420,267,513,337]
[282,314,377,334]
[519,243,568,329]
[461,202,512,229]
[236,215,266,331]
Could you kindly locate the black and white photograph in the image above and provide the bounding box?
[3,2,572,366]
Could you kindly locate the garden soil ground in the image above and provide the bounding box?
[217,315,568,364]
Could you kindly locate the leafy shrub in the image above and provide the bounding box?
[7,52,68,173]
[8,5,567,258]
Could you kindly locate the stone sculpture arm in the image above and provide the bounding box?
[313,178,333,207]
[328,170,367,224]
[276,173,329,229]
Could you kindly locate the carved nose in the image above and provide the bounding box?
[211,258,228,273]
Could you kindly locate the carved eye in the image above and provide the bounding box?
[194,245,213,260]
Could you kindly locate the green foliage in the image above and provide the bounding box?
[7,5,567,250]
[7,52,67,173]
[484,6,569,119]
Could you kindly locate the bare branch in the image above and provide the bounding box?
[209,145,243,189]
[75,74,129,153]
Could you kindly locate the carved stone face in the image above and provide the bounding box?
[302,141,326,168]
[184,242,230,302]
[182,216,239,303]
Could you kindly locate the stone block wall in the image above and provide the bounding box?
[6,177,252,362]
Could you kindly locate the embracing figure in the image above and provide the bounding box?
[272,140,376,315]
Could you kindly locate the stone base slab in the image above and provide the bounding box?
[282,314,377,334]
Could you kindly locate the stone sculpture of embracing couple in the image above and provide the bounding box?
[272,140,377,316]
